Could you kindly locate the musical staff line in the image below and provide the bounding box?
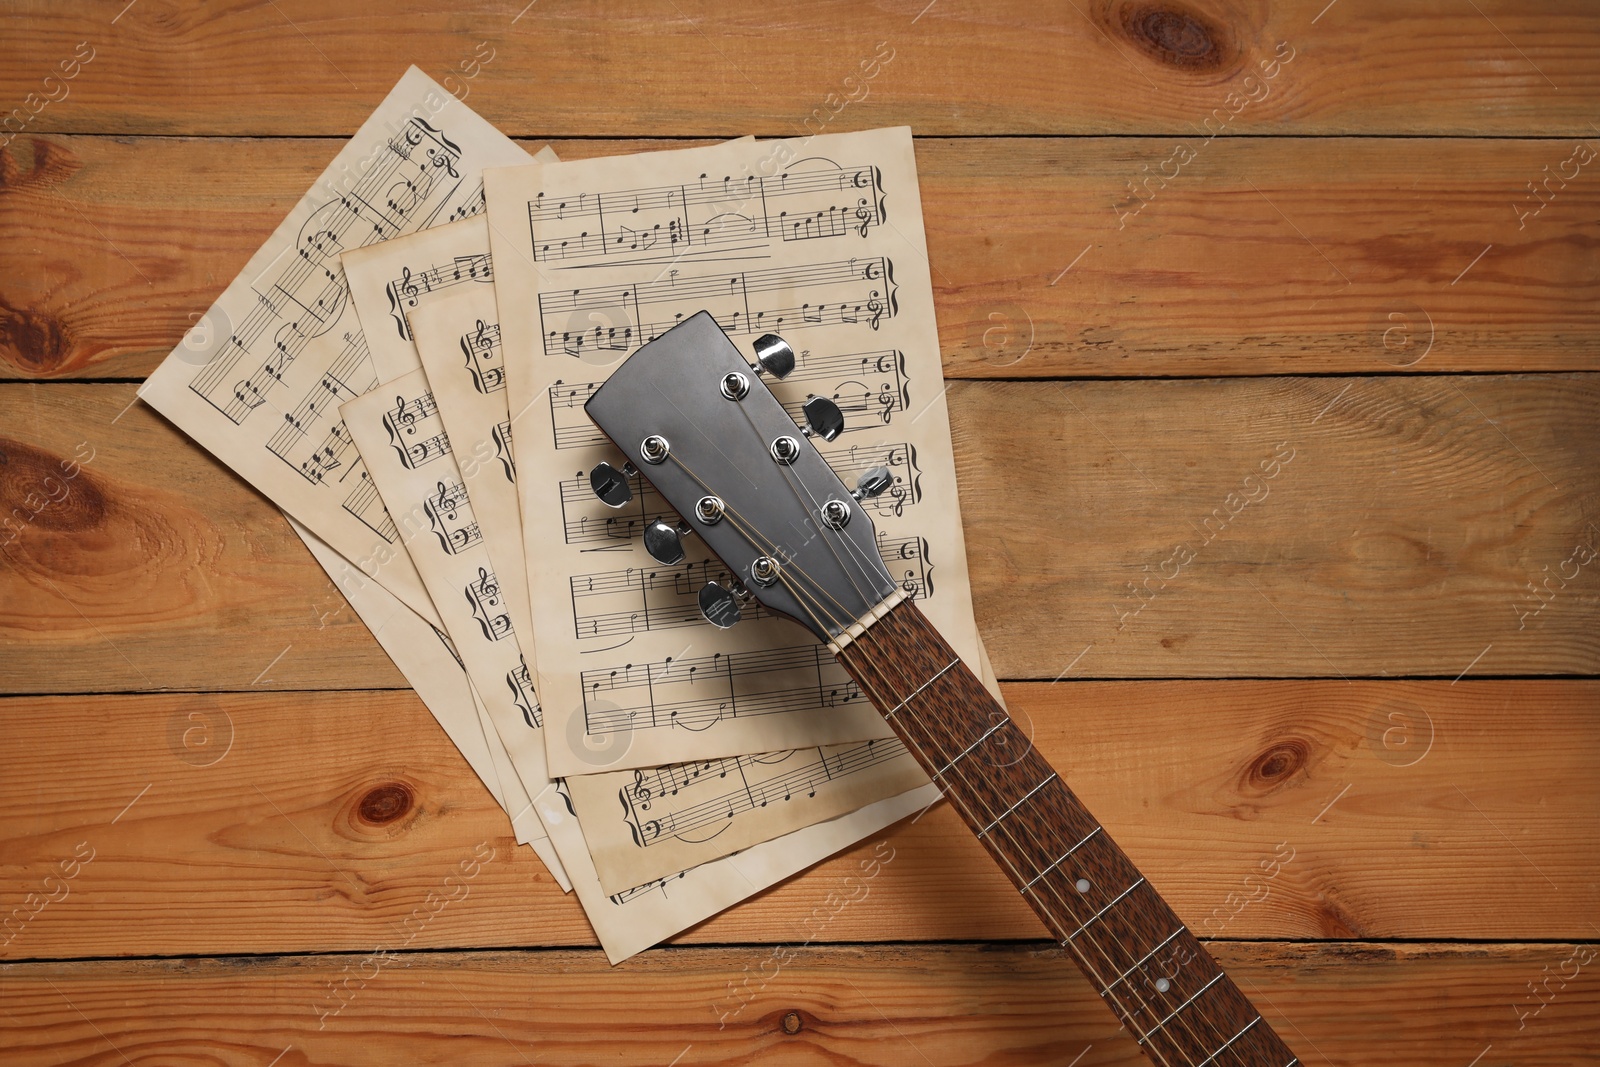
[189,118,464,424]
[529,163,884,264]
[621,739,908,846]
[581,643,868,736]
[384,253,492,340]
[538,257,897,360]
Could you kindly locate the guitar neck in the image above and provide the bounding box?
[835,598,1299,1067]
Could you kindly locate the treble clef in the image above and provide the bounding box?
[855,197,872,237]
[867,292,885,331]
[398,266,420,307]
[630,769,653,810]
[393,396,417,434]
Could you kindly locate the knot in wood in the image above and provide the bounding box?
[1245,739,1309,791]
[0,299,72,375]
[1115,2,1231,72]
[358,782,414,825]
[0,438,105,530]
[781,1010,803,1035]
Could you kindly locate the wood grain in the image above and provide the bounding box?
[4,377,1594,692]
[3,1,1597,138]
[5,135,1599,381]
[1,681,1592,961]
[953,374,1600,679]
[0,383,404,694]
[1,943,1593,1066]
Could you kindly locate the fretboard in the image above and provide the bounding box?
[836,599,1299,1067]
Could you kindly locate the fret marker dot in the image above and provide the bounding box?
[1074,877,1091,893]
[1155,977,1171,993]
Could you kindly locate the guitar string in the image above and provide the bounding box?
[662,431,1215,1064]
[662,454,861,642]
[656,450,1193,1062]
[703,395,1209,1054]
[725,395,891,617]
[723,395,1239,1064]
[676,414,1233,1066]
[628,358,1240,1061]
[848,611,1233,1067]
[662,453,865,635]
[658,453,1211,1067]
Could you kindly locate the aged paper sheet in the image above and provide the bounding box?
[410,285,931,890]
[484,128,999,776]
[539,780,939,964]
[290,516,568,888]
[408,287,539,722]
[340,370,556,823]
[567,737,927,894]
[138,67,538,624]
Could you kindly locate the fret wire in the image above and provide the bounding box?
[1194,1015,1260,1067]
[845,617,1196,1067]
[837,657,1125,988]
[883,658,960,720]
[1064,877,1145,943]
[849,605,1256,1067]
[978,771,1057,838]
[845,624,1188,1066]
[1105,927,1186,995]
[933,715,1009,778]
[1022,826,1101,892]
[1140,971,1224,1045]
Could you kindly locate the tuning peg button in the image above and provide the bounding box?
[852,465,893,500]
[698,582,742,628]
[644,519,691,565]
[752,334,795,379]
[801,395,845,441]
[589,461,634,508]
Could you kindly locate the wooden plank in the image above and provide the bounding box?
[0,943,1593,1066]
[3,1,1597,137]
[953,374,1600,679]
[5,135,1600,381]
[1,681,1593,960]
[4,377,1595,692]
[0,383,404,694]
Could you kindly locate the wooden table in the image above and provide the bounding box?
[3,3,1597,1063]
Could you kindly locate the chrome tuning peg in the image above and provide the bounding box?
[644,519,693,565]
[697,581,743,628]
[751,334,795,380]
[801,395,845,441]
[589,460,636,508]
[851,465,893,501]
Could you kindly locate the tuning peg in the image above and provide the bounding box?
[589,461,636,508]
[644,519,692,565]
[751,334,795,379]
[801,395,845,441]
[852,465,893,500]
[698,581,743,628]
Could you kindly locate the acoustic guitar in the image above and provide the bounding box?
[583,311,1300,1067]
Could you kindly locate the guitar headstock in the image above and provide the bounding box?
[583,312,898,644]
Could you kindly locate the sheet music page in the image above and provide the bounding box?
[138,67,538,624]
[340,163,546,384]
[410,285,932,890]
[290,516,568,887]
[539,780,939,964]
[484,128,999,776]
[340,369,556,822]
[407,288,539,699]
[566,737,927,894]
